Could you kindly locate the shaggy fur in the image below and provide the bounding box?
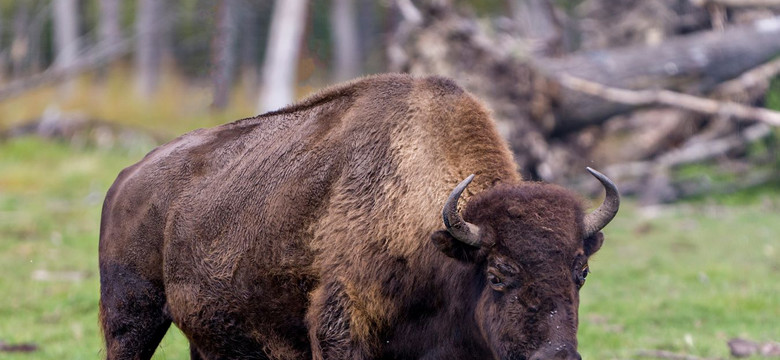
[99,73,602,360]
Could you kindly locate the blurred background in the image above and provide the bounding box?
[0,0,778,359]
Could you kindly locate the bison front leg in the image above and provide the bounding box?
[306,281,376,360]
[99,262,171,360]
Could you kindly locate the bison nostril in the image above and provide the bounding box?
[556,349,581,360]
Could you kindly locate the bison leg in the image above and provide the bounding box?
[99,262,171,360]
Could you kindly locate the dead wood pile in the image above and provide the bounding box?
[392,0,780,204]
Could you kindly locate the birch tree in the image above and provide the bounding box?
[258,0,308,113]
[9,4,29,77]
[98,0,122,74]
[99,0,122,49]
[134,0,164,98]
[52,0,79,93]
[212,0,239,109]
[331,0,361,81]
[52,0,79,70]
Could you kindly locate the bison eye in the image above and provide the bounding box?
[487,271,505,291]
[576,265,590,288]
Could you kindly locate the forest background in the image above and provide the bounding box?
[0,0,778,359]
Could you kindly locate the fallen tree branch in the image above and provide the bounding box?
[553,73,780,127]
[728,338,780,358]
[714,57,780,98]
[636,349,724,360]
[0,341,38,353]
[0,39,131,101]
[658,124,772,166]
[604,123,772,179]
[538,16,780,131]
[692,0,780,8]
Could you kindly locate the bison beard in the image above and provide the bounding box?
[98,73,619,360]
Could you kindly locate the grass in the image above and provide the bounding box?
[0,136,777,359]
[578,200,779,359]
[0,138,190,359]
[0,74,778,358]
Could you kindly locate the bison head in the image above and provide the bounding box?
[431,168,619,360]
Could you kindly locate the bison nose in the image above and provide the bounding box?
[529,344,581,360]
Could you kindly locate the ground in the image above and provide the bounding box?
[0,136,777,360]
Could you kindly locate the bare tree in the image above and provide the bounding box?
[508,0,563,56]
[5,2,49,77]
[27,3,49,74]
[238,2,264,100]
[357,0,377,69]
[212,0,239,109]
[134,0,164,99]
[0,7,4,83]
[52,0,79,93]
[52,0,79,69]
[99,0,122,51]
[331,0,361,81]
[10,3,32,77]
[258,0,308,113]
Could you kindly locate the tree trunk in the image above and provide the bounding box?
[99,0,122,48]
[52,0,80,69]
[0,7,4,83]
[52,0,80,94]
[28,4,48,74]
[539,16,780,134]
[10,3,31,78]
[331,0,361,81]
[357,0,377,70]
[98,0,122,73]
[134,0,163,99]
[258,0,308,113]
[508,0,563,56]
[238,2,263,100]
[212,0,239,109]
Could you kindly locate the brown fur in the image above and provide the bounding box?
[99,73,602,360]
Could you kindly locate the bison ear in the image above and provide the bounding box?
[431,230,480,262]
[584,231,604,257]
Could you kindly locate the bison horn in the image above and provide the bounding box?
[582,167,620,239]
[442,174,482,247]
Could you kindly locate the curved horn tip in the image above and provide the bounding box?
[583,167,621,238]
[460,174,476,188]
[442,174,481,247]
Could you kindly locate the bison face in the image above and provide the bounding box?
[431,169,618,360]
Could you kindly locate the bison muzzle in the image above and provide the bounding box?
[98,74,619,360]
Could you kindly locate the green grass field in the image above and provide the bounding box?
[1,74,778,358]
[0,136,777,359]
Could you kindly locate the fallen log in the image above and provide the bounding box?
[0,108,165,150]
[0,341,38,353]
[392,2,780,180]
[728,338,780,358]
[552,73,780,127]
[0,39,131,101]
[692,0,780,8]
[636,349,723,360]
[637,350,723,360]
[603,123,771,178]
[538,16,780,133]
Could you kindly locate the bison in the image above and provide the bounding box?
[99,73,619,360]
